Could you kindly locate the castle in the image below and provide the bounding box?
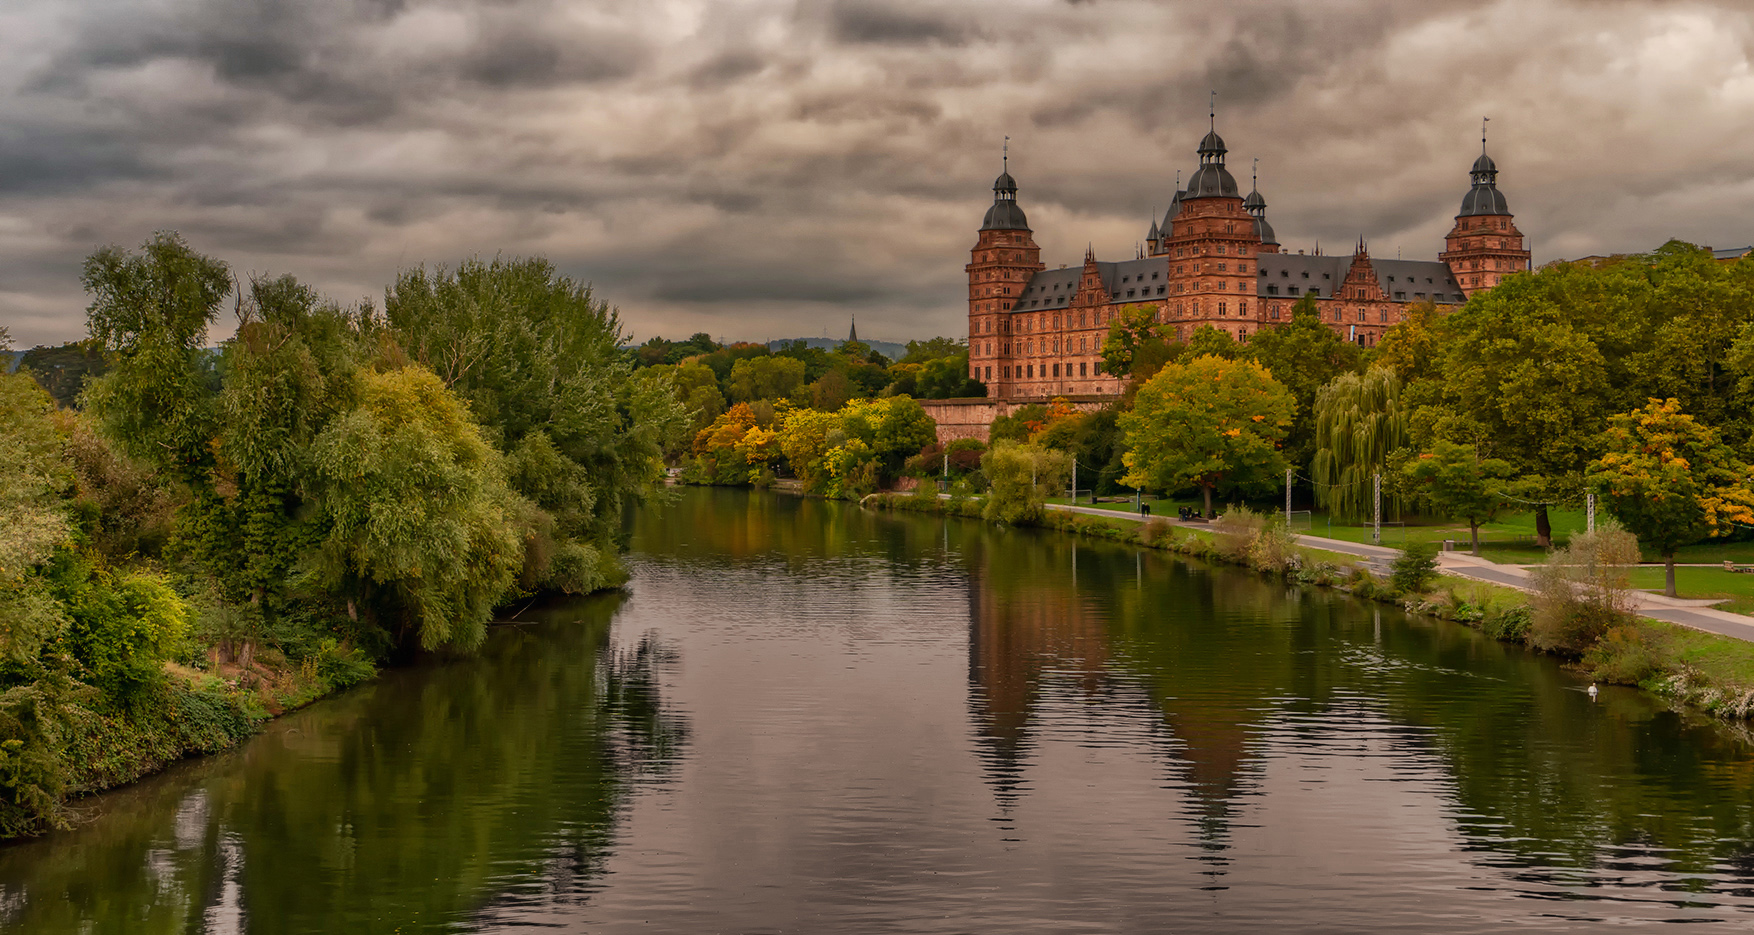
[965,120,1530,400]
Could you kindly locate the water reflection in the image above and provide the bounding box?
[1,488,1751,933]
[0,594,687,934]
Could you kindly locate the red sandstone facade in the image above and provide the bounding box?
[967,127,1529,400]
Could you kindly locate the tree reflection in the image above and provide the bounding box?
[955,510,1754,890]
[0,592,687,934]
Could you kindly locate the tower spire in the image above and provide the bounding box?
[1482,116,1489,155]
[1003,135,1009,172]
[1252,157,1258,192]
[1209,89,1216,130]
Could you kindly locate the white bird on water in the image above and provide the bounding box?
[1588,683,1599,701]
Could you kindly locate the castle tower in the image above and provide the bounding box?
[1243,162,1279,255]
[1439,130,1530,297]
[967,153,1045,393]
[1162,115,1263,341]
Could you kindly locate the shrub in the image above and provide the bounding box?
[1584,625,1662,685]
[1139,518,1177,548]
[1390,542,1440,594]
[1212,505,1266,563]
[1529,525,1641,655]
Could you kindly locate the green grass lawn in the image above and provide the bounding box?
[1620,566,1754,615]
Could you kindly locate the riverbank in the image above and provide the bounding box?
[865,492,1754,721]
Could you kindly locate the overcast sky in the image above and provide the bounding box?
[4,0,1753,348]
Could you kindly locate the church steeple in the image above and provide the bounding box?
[848,316,858,343]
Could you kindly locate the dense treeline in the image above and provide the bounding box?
[0,234,684,837]
[633,334,979,497]
[632,333,983,425]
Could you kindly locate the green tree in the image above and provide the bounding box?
[1244,294,1365,468]
[899,336,964,364]
[1311,367,1407,522]
[1369,299,1442,384]
[1121,355,1294,518]
[1586,398,1754,597]
[385,257,686,589]
[80,232,232,483]
[306,366,526,651]
[1401,440,1517,555]
[1180,324,1238,362]
[981,440,1072,525]
[1100,304,1175,379]
[1420,267,1622,546]
[728,355,807,403]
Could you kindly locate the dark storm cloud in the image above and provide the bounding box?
[823,0,979,46]
[3,0,1753,347]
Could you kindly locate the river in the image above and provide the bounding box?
[3,487,1752,932]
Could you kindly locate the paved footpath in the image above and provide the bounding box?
[1045,502,1754,643]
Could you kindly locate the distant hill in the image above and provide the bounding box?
[767,336,909,361]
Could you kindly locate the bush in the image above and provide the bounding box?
[1483,604,1533,642]
[1390,543,1440,594]
[1584,625,1662,684]
[1139,518,1177,548]
[1529,526,1641,655]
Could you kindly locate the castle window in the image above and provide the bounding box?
[1080,362,1087,376]
[1379,308,1388,322]
[1156,286,1165,295]
[985,367,991,380]
[1288,286,1299,295]
[1240,301,1248,315]
[1394,292,1405,300]
[1357,309,1366,322]
[1217,263,1227,272]
[1152,272,1160,280]
[1027,365,1033,377]
[1052,364,1060,377]
[1270,306,1280,320]
[1302,272,1310,278]
[1268,285,1278,295]
[1415,292,1425,299]
[1322,273,1330,279]
[1127,289,1135,298]
[1309,289,1319,296]
[1219,302,1228,316]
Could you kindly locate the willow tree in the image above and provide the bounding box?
[1311,367,1407,521]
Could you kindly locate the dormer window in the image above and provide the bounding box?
[1302,272,1310,279]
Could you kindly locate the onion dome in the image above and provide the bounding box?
[1458,148,1509,216]
[1244,175,1276,246]
[1185,126,1238,198]
[981,169,1030,230]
